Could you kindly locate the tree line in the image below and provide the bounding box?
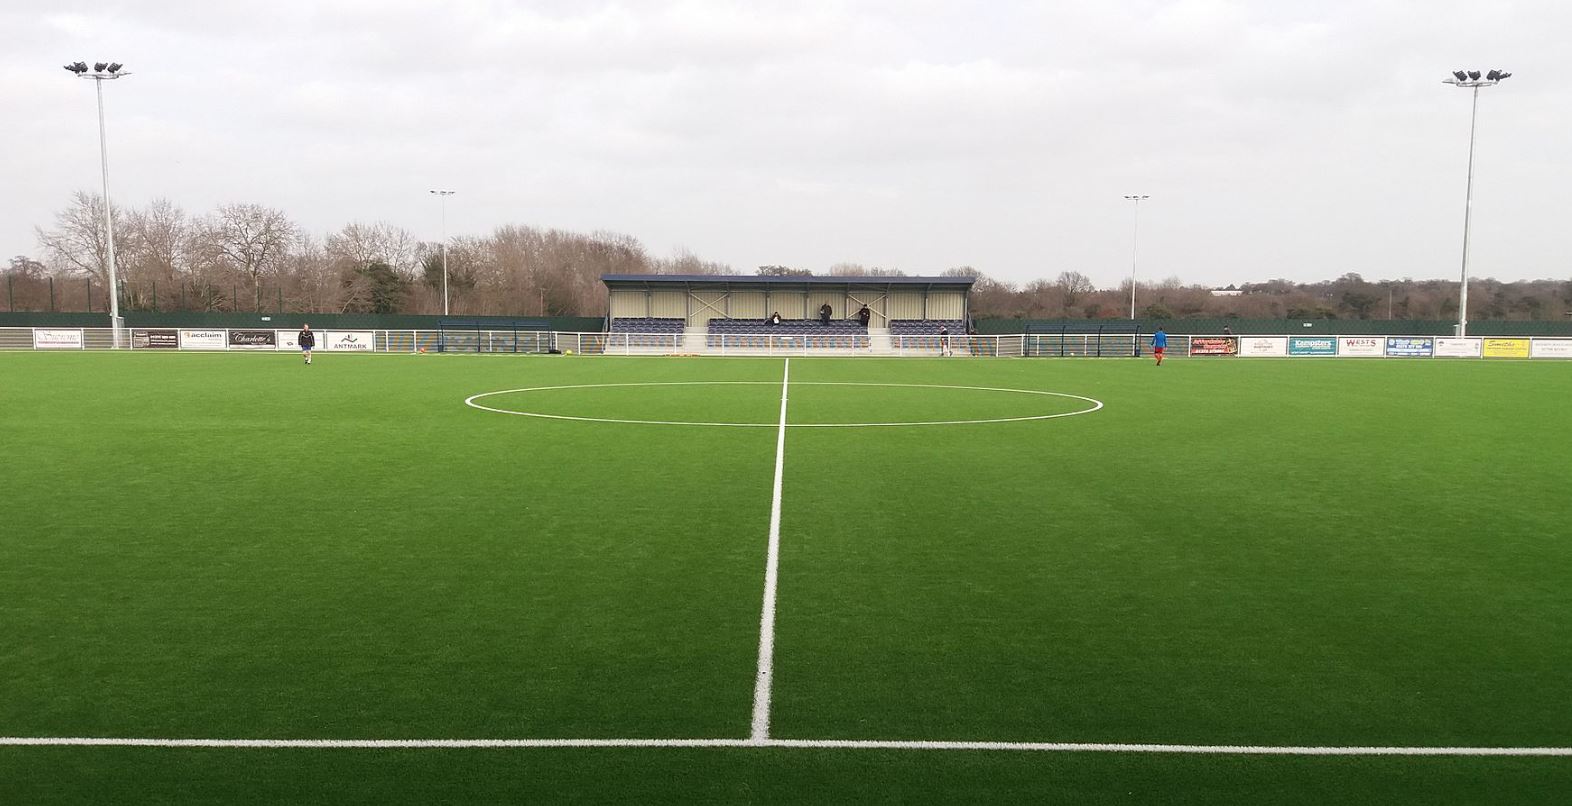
[7,192,1570,322]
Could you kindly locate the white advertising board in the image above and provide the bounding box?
[1338,337,1384,357]
[276,329,301,351]
[1433,338,1482,358]
[179,330,229,350]
[323,330,376,352]
[1530,339,1572,359]
[1238,337,1287,357]
[34,328,84,349]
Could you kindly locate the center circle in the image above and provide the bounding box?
[464,382,1103,428]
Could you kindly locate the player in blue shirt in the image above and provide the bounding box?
[1151,328,1167,366]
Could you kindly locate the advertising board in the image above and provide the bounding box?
[1385,337,1434,357]
[1433,338,1481,358]
[1529,339,1572,359]
[1338,337,1384,357]
[1288,337,1337,356]
[1481,338,1530,359]
[34,328,84,349]
[276,329,301,351]
[131,329,179,349]
[323,330,376,352]
[1189,336,1238,356]
[1239,337,1287,357]
[228,329,278,350]
[179,330,228,350]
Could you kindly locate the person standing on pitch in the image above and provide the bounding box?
[299,323,316,365]
[1150,327,1167,366]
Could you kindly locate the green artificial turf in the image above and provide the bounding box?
[2,352,1569,803]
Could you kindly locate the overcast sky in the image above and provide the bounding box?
[4,1,1567,288]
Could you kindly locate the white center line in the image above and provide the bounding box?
[750,357,790,741]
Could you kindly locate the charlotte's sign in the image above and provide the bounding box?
[228,329,277,350]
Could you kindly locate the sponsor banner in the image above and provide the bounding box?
[276,329,302,351]
[1385,337,1434,357]
[323,330,375,352]
[1481,338,1530,359]
[228,329,277,350]
[131,329,179,349]
[1433,338,1481,358]
[179,329,228,350]
[1339,337,1384,357]
[1239,337,1287,357]
[1189,336,1238,356]
[1288,336,1337,356]
[34,328,84,349]
[1530,339,1572,359]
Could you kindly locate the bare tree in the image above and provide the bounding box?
[34,191,128,287]
[1054,271,1095,309]
[203,203,297,311]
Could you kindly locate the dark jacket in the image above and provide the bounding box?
[299,329,316,348]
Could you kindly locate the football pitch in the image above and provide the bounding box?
[2,351,1569,803]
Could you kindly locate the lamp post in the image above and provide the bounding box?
[1442,69,1511,338]
[64,60,130,346]
[1123,194,1149,320]
[429,190,455,316]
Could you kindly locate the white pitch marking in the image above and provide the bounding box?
[464,382,1103,428]
[750,359,790,740]
[1,737,1568,756]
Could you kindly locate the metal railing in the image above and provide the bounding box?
[3,327,1569,360]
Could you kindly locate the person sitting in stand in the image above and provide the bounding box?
[856,304,872,327]
[819,302,833,325]
[768,311,782,325]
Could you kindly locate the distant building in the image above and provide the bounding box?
[1211,286,1243,297]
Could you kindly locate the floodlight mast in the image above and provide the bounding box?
[1123,194,1150,320]
[429,190,456,316]
[64,60,132,347]
[1442,69,1511,338]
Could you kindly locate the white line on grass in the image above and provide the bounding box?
[750,358,790,741]
[1,737,1568,755]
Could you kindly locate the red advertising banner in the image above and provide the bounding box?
[1189,336,1238,356]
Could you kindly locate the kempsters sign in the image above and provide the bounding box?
[228,329,277,350]
[132,329,178,349]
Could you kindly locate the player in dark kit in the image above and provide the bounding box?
[299,324,316,365]
[1151,327,1167,366]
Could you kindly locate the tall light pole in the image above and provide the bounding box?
[1443,69,1511,337]
[1123,194,1149,319]
[429,190,455,316]
[64,61,131,346]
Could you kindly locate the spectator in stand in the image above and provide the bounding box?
[939,324,952,357]
[819,302,833,325]
[768,311,782,326]
[856,304,872,327]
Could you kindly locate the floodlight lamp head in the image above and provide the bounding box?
[1467,70,1482,80]
[94,62,107,72]
[108,62,122,73]
[1497,70,1511,80]
[1453,70,1468,81]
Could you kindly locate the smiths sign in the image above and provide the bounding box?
[132,329,179,349]
[228,329,278,350]
[323,331,376,352]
